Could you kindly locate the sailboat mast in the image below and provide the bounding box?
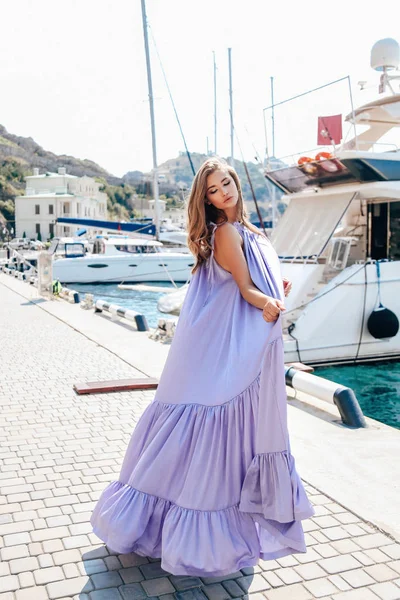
[141,0,160,240]
[228,48,234,165]
[213,51,217,155]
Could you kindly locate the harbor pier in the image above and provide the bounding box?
[1,272,400,600]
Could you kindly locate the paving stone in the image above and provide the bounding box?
[3,532,31,547]
[314,543,339,558]
[30,526,69,543]
[317,555,362,574]
[263,583,313,599]
[331,539,361,554]
[9,556,39,574]
[355,534,393,550]
[119,583,147,600]
[351,550,376,566]
[382,546,400,560]
[52,549,82,565]
[89,590,122,600]
[341,568,376,587]
[139,561,169,579]
[370,581,400,600]
[296,548,322,564]
[46,575,94,599]
[275,555,298,567]
[42,540,63,553]
[330,589,382,599]
[364,549,393,564]
[389,561,400,575]
[62,535,90,549]
[221,579,244,597]
[34,566,64,585]
[0,576,19,593]
[365,564,399,582]
[262,571,284,588]
[273,567,303,585]
[303,577,340,598]
[63,563,80,578]
[38,554,54,568]
[15,587,49,600]
[104,556,122,570]
[293,562,327,580]
[236,574,270,593]
[91,571,124,589]
[174,591,209,600]
[18,571,35,588]
[119,567,144,584]
[202,583,231,600]
[141,577,176,596]
[0,545,29,561]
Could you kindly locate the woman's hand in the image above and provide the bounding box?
[263,297,285,322]
[283,277,292,297]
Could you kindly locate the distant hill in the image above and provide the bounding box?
[0,125,286,233]
[123,152,287,224]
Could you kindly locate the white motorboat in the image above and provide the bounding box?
[49,236,194,284]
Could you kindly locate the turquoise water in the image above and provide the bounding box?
[72,282,175,329]
[315,363,400,430]
[71,283,399,430]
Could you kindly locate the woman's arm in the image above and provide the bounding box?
[214,224,285,321]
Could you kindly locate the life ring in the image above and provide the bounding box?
[315,152,333,161]
[298,156,319,175]
[298,156,313,165]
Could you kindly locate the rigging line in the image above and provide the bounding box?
[147,24,195,177]
[284,263,367,317]
[353,263,368,363]
[233,127,266,235]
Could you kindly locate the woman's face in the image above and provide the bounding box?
[205,169,238,211]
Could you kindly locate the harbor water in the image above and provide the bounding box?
[72,283,399,431]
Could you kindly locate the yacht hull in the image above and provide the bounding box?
[53,253,193,283]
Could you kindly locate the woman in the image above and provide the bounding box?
[91,157,314,577]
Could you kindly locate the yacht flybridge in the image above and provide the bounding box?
[267,39,400,365]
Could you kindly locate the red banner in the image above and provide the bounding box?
[317,115,342,145]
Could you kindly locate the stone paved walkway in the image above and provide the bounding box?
[1,282,400,600]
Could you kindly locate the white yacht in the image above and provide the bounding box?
[49,236,194,284]
[160,40,400,366]
[267,40,400,365]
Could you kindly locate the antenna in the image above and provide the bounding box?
[371,38,400,94]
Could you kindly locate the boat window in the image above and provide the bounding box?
[65,243,85,258]
[93,240,105,255]
[114,244,157,254]
[87,264,108,268]
[389,202,400,260]
[271,192,356,259]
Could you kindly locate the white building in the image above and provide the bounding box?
[15,167,108,240]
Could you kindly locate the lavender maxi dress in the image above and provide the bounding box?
[91,222,314,577]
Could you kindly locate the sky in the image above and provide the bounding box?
[0,0,399,177]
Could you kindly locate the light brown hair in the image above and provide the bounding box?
[187,157,261,272]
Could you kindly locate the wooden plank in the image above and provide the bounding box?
[74,378,159,395]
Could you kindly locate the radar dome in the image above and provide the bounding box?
[371,38,400,71]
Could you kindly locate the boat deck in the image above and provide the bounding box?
[1,272,399,600]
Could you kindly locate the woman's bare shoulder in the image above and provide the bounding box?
[214,222,243,248]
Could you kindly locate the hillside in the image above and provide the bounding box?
[0,125,286,233]
[124,152,287,223]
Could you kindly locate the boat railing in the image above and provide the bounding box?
[2,247,39,276]
[267,141,400,171]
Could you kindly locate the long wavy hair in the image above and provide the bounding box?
[187,157,260,272]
